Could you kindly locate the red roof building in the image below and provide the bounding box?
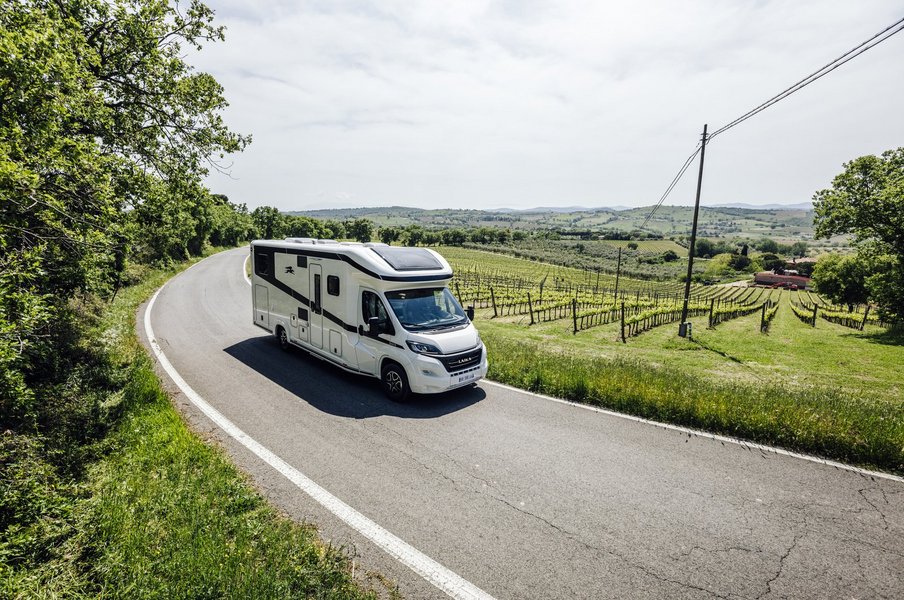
[754,271,811,289]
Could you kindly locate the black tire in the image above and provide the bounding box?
[277,326,290,351]
[381,362,410,402]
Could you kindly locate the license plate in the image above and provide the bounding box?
[457,372,476,384]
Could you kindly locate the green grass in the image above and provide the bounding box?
[82,356,371,599]
[447,244,904,473]
[482,323,903,473]
[1,251,381,599]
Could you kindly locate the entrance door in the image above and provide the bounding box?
[254,285,269,329]
[309,264,323,348]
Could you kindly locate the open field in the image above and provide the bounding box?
[444,247,903,472]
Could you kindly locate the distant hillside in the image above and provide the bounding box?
[288,205,816,241]
[708,202,813,210]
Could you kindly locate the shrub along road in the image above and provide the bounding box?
[141,247,903,600]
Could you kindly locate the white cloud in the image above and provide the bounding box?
[191,0,904,210]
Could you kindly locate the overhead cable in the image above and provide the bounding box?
[639,15,904,229]
[639,143,701,231]
[709,16,904,140]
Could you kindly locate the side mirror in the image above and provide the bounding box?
[367,316,381,335]
[466,305,475,321]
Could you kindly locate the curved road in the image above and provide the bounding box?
[141,247,903,599]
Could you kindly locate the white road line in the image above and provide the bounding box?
[483,380,904,484]
[144,284,495,600]
[236,250,902,484]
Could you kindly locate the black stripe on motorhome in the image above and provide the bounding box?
[254,243,452,282]
[253,246,402,347]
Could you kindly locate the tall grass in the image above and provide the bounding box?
[484,331,904,473]
[2,252,378,599]
[81,354,372,599]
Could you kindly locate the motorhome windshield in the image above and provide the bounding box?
[385,288,468,332]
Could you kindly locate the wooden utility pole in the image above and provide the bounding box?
[679,124,708,337]
[614,247,622,301]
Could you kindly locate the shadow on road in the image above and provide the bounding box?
[223,336,486,419]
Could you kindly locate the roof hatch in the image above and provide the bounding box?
[370,246,443,271]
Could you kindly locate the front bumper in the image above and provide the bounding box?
[407,349,489,395]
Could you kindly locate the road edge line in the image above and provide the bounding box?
[143,278,496,600]
[482,380,904,484]
[241,250,901,484]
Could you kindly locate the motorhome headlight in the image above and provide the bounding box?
[406,340,441,355]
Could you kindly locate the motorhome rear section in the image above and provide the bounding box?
[250,239,487,401]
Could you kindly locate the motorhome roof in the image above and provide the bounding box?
[252,238,453,282]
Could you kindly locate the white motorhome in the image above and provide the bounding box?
[250,239,487,401]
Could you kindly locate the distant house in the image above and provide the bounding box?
[754,271,811,289]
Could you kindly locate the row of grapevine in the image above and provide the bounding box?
[818,305,876,330]
[709,301,765,328]
[761,300,780,333]
[623,303,710,338]
[790,298,817,326]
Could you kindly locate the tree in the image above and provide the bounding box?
[284,215,323,239]
[209,199,255,247]
[379,226,401,245]
[441,228,468,246]
[813,148,904,322]
[661,250,679,262]
[755,238,779,254]
[403,225,425,246]
[252,206,284,239]
[344,218,373,243]
[811,253,869,311]
[759,253,784,271]
[789,241,809,258]
[1,0,247,409]
[321,220,345,240]
[728,254,751,271]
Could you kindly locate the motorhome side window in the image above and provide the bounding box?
[362,291,393,335]
[313,274,321,310]
[254,251,270,275]
[327,275,340,296]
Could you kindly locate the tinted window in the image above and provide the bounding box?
[254,251,270,275]
[327,275,340,296]
[362,291,394,335]
[313,274,321,311]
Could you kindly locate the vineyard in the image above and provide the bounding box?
[440,246,904,472]
[443,245,788,340]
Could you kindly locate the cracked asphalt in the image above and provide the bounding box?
[140,248,904,599]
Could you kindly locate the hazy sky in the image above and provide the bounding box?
[192,1,904,211]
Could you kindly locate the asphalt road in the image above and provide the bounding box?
[140,247,903,599]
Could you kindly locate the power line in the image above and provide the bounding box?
[639,143,701,231]
[639,15,904,230]
[709,15,904,140]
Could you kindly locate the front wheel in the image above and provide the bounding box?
[381,363,410,402]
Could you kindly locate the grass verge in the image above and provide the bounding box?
[483,329,904,474]
[2,251,379,598]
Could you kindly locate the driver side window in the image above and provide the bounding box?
[362,291,394,336]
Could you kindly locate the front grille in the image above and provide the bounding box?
[438,347,483,373]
